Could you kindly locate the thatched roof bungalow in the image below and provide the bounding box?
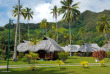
[101,41,110,51]
[62,45,80,52]
[78,43,100,52]
[17,37,64,59]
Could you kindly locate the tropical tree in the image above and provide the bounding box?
[25,52,38,71]
[78,27,85,35]
[96,14,110,40]
[51,5,59,42]
[59,0,80,56]
[25,52,38,64]
[12,4,25,43]
[24,7,33,40]
[12,0,21,61]
[40,19,49,36]
[64,33,69,44]
[51,23,57,40]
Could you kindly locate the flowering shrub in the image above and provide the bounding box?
[80,61,88,68]
[92,50,106,61]
[99,60,105,67]
[55,60,65,70]
[29,66,36,71]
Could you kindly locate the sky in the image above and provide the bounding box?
[0,0,110,26]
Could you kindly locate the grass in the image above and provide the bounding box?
[1,56,110,65]
[0,66,110,74]
[1,56,110,74]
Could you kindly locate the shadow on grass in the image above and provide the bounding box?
[0,61,6,63]
[80,67,90,69]
[68,57,77,59]
[0,67,76,74]
[101,66,107,67]
[60,67,66,70]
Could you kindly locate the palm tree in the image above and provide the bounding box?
[40,19,49,36]
[51,5,59,43]
[12,4,25,44]
[24,7,33,40]
[96,14,110,40]
[59,0,80,56]
[12,0,20,61]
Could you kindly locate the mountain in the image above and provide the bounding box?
[0,10,110,51]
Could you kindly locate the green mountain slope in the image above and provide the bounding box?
[0,10,110,51]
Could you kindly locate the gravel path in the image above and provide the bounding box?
[0,63,110,69]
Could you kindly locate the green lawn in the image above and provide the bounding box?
[0,56,110,74]
[1,56,110,65]
[1,66,110,74]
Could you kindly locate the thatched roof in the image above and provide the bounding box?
[62,45,80,52]
[17,37,64,53]
[101,41,110,51]
[78,43,100,52]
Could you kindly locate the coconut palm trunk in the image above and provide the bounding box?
[69,21,72,56]
[13,0,20,61]
[18,0,21,44]
[58,0,80,56]
[19,18,20,43]
[27,21,29,39]
[56,19,58,43]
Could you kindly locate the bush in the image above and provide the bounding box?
[58,51,69,62]
[0,49,3,54]
[79,52,92,57]
[20,57,29,62]
[9,52,13,59]
[18,53,24,60]
[0,49,6,62]
[24,52,38,64]
[80,61,88,68]
[92,50,106,61]
[79,53,87,57]
[74,52,78,56]
[106,52,110,59]
[55,60,65,70]
[29,66,36,71]
[99,60,105,67]
[86,52,92,57]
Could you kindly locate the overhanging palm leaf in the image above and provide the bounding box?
[24,7,33,39]
[96,14,110,40]
[12,5,25,18]
[50,5,59,42]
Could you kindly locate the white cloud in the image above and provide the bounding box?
[0,0,110,26]
[32,3,52,23]
[75,0,110,12]
[28,0,110,23]
[30,0,62,23]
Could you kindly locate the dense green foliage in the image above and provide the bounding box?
[58,51,69,62]
[0,10,110,52]
[106,52,110,59]
[0,49,5,62]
